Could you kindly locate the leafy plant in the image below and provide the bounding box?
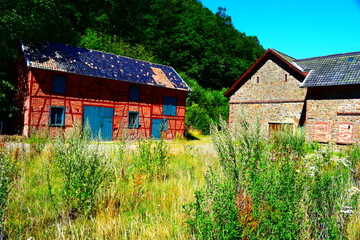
[187,115,360,239]
[133,139,170,180]
[0,149,15,239]
[184,170,242,240]
[52,127,110,218]
[185,76,229,134]
[270,127,306,157]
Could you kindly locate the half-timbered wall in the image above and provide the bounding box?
[21,67,187,140]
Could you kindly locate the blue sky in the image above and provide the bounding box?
[201,0,360,59]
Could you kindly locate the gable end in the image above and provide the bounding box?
[224,49,306,97]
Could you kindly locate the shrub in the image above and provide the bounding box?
[185,76,229,135]
[270,127,306,157]
[211,117,266,185]
[187,114,360,239]
[52,127,110,218]
[184,170,242,240]
[0,149,15,239]
[133,139,170,180]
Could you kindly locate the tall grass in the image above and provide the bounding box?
[51,127,111,219]
[0,149,14,240]
[2,120,360,239]
[2,131,216,239]
[133,139,170,180]
[186,116,360,239]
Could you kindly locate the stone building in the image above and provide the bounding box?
[17,42,191,140]
[225,48,360,144]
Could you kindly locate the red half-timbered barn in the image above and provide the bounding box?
[17,42,191,140]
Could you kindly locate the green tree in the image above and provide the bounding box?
[0,0,264,133]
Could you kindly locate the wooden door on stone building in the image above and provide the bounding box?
[268,122,293,136]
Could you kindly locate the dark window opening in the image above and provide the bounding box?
[163,96,177,116]
[130,85,140,101]
[285,74,288,82]
[50,106,65,126]
[256,76,260,83]
[52,75,66,94]
[128,111,139,129]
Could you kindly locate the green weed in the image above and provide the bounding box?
[187,115,360,239]
[52,127,111,219]
[0,149,15,239]
[133,139,170,180]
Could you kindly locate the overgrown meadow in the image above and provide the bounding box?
[1,120,360,239]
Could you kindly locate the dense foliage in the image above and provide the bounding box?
[51,127,110,218]
[1,126,359,238]
[185,118,360,239]
[0,0,264,133]
[0,149,15,239]
[0,131,205,238]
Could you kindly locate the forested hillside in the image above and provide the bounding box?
[0,0,264,134]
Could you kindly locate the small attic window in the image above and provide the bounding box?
[256,76,260,83]
[348,57,354,62]
[285,74,288,82]
[52,75,66,94]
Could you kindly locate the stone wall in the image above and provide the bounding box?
[306,86,360,144]
[228,57,360,145]
[229,58,307,133]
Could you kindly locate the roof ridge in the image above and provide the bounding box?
[269,48,296,61]
[296,51,360,62]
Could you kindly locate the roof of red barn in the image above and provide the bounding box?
[21,42,191,92]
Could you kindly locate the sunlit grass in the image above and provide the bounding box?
[2,128,359,239]
[2,133,219,239]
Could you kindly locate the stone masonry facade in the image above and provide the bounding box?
[229,59,307,133]
[227,49,360,145]
[306,86,360,144]
[229,62,360,145]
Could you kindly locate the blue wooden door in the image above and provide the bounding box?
[151,119,162,139]
[151,119,168,139]
[83,106,114,141]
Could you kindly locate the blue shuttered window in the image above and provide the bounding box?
[128,111,139,129]
[50,106,65,126]
[52,75,66,94]
[130,85,140,101]
[163,96,177,116]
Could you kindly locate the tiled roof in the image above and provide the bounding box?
[271,49,296,62]
[295,52,360,87]
[21,42,191,91]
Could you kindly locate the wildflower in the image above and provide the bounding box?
[308,165,318,177]
[348,187,360,197]
[340,206,353,214]
[335,157,351,168]
[340,209,353,214]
